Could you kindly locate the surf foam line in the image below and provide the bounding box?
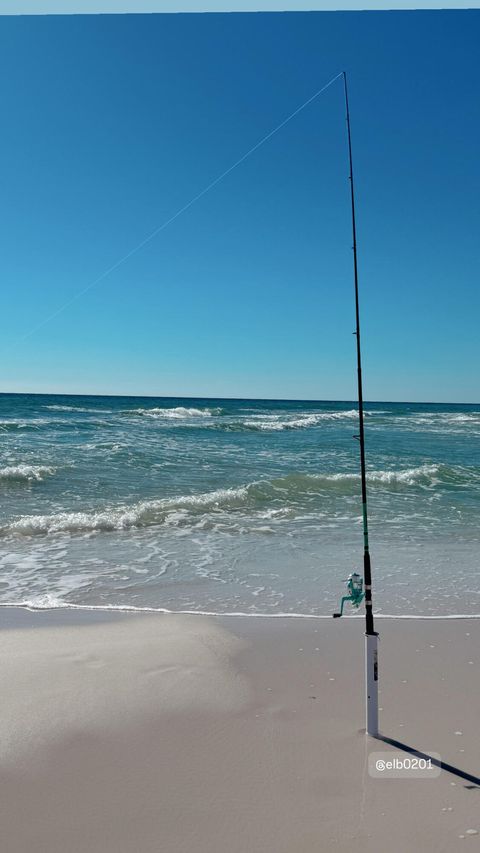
[1,464,461,538]
[1,602,479,620]
[130,406,221,419]
[0,465,56,482]
[238,410,361,431]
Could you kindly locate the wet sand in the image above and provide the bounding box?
[0,608,479,852]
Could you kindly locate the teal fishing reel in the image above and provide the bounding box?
[333,572,365,617]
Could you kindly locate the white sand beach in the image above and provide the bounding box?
[0,608,479,853]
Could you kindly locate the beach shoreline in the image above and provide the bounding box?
[1,606,478,852]
[2,395,478,620]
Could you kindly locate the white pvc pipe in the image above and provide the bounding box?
[365,632,379,737]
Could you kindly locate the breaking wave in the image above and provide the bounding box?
[130,406,222,419]
[5,406,478,436]
[241,410,360,431]
[0,464,56,483]
[2,485,249,536]
[1,464,468,537]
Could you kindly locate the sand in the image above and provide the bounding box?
[0,607,479,852]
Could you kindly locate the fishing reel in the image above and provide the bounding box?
[333,572,364,618]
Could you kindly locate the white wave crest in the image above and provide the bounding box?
[370,464,441,485]
[134,406,219,419]
[243,410,361,430]
[441,412,480,424]
[4,485,249,536]
[45,405,113,414]
[0,417,72,429]
[326,464,442,486]
[0,464,56,483]
[1,463,447,538]
[391,412,480,431]
[45,405,80,411]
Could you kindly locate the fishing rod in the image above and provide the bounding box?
[333,71,379,737]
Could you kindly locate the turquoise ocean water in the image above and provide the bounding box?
[0,394,478,617]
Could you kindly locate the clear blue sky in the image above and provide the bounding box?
[1,10,479,401]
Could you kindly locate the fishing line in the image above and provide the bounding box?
[17,70,343,343]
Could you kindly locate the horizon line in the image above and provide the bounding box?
[0,390,479,406]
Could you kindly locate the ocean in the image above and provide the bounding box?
[0,394,478,617]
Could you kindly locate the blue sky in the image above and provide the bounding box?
[1,11,479,401]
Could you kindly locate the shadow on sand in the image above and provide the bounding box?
[378,734,480,790]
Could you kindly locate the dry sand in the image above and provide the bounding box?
[0,607,479,852]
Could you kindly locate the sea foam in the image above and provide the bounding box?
[242,410,360,431]
[0,465,55,483]
[1,464,460,537]
[2,600,479,620]
[131,406,221,419]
